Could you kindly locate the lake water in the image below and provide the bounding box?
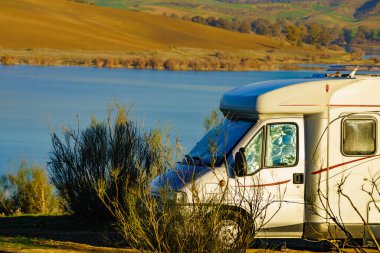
[0,65,318,174]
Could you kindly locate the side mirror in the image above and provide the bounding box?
[233,147,247,177]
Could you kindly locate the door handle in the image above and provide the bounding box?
[293,173,304,184]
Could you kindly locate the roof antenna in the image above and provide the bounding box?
[348,66,359,78]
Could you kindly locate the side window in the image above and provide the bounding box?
[244,128,263,175]
[265,123,298,167]
[342,118,376,156]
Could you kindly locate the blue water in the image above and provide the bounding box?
[0,65,318,173]
[363,54,380,59]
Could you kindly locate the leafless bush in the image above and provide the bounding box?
[97,155,283,253]
[163,58,181,70]
[308,172,380,252]
[132,57,147,69]
[307,114,380,251]
[105,57,120,68]
[1,55,15,65]
[93,57,105,68]
[147,57,163,70]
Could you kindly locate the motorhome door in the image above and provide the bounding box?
[230,117,305,238]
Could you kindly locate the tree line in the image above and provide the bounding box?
[169,13,380,50]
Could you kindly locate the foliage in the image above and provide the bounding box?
[0,55,15,65]
[0,176,13,215]
[186,14,379,51]
[49,103,162,220]
[98,112,285,253]
[97,156,257,253]
[203,109,220,132]
[0,161,58,215]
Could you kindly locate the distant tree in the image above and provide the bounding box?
[252,18,271,35]
[351,26,370,44]
[336,32,347,45]
[369,30,376,40]
[239,20,251,33]
[305,22,322,45]
[206,16,217,26]
[191,15,207,25]
[320,25,340,46]
[295,22,307,42]
[357,26,371,40]
[231,17,242,31]
[355,27,366,41]
[269,22,282,37]
[218,18,234,30]
[343,28,353,44]
[284,23,302,45]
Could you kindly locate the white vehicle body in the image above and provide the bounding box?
[152,66,380,242]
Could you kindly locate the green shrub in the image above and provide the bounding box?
[0,175,13,215]
[49,104,162,220]
[0,161,58,215]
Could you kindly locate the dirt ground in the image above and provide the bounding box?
[0,215,378,253]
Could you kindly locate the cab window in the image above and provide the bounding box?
[244,128,264,175]
[265,123,298,167]
[242,123,298,176]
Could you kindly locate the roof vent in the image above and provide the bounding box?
[325,65,380,78]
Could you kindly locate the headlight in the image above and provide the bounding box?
[174,191,187,204]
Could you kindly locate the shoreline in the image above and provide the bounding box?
[1,48,377,72]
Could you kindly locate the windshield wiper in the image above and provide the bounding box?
[184,155,214,167]
[185,154,201,161]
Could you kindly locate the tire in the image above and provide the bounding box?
[215,210,251,251]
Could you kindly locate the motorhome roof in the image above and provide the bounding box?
[220,75,380,119]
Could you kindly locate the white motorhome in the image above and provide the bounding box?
[152,65,380,245]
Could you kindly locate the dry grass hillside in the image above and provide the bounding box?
[0,0,282,52]
[0,0,371,70]
[88,0,380,29]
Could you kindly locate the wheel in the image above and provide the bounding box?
[215,210,252,251]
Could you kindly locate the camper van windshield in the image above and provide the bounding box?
[186,119,254,167]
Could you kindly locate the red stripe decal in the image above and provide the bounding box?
[330,104,380,107]
[281,104,380,107]
[281,104,323,107]
[311,154,380,175]
[238,179,291,188]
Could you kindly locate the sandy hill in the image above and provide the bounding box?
[0,0,282,52]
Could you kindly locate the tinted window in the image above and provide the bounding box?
[342,118,376,156]
[265,123,298,167]
[244,128,263,174]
